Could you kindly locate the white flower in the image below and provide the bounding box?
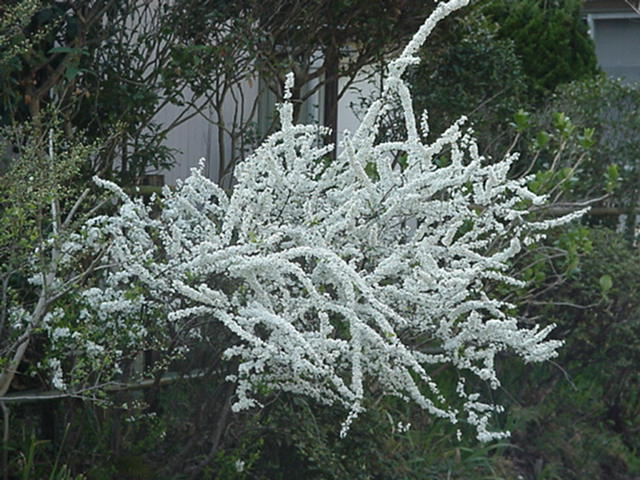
[51,327,71,341]
[49,358,66,391]
[86,0,584,442]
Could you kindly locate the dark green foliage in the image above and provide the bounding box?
[244,397,508,480]
[507,75,640,237]
[485,0,599,100]
[0,0,176,184]
[3,368,515,478]
[500,364,639,480]
[497,229,640,480]
[409,13,527,149]
[543,76,640,224]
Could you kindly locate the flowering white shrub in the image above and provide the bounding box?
[0,122,127,401]
[86,0,584,441]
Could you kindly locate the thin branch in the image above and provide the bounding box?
[0,369,208,404]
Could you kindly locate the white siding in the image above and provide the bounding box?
[158,65,381,186]
[156,78,260,186]
[589,14,640,83]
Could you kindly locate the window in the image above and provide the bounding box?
[587,13,640,83]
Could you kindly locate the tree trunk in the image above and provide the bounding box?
[323,43,339,159]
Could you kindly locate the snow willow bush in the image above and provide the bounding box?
[84,0,584,441]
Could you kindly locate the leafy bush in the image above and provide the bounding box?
[409,12,527,150]
[485,0,599,100]
[499,228,640,479]
[543,76,640,222]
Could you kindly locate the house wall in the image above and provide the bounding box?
[584,0,633,13]
[337,68,379,139]
[584,0,640,84]
[591,16,640,82]
[153,101,214,184]
[156,78,260,187]
[157,66,380,187]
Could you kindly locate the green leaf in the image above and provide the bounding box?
[605,164,619,193]
[578,127,595,150]
[64,66,80,81]
[48,46,87,55]
[599,274,613,292]
[364,162,379,180]
[513,109,531,132]
[534,131,550,149]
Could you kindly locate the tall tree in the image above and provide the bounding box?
[485,0,599,99]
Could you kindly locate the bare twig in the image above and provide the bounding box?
[0,369,208,404]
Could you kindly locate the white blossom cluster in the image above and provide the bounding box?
[87,0,584,441]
